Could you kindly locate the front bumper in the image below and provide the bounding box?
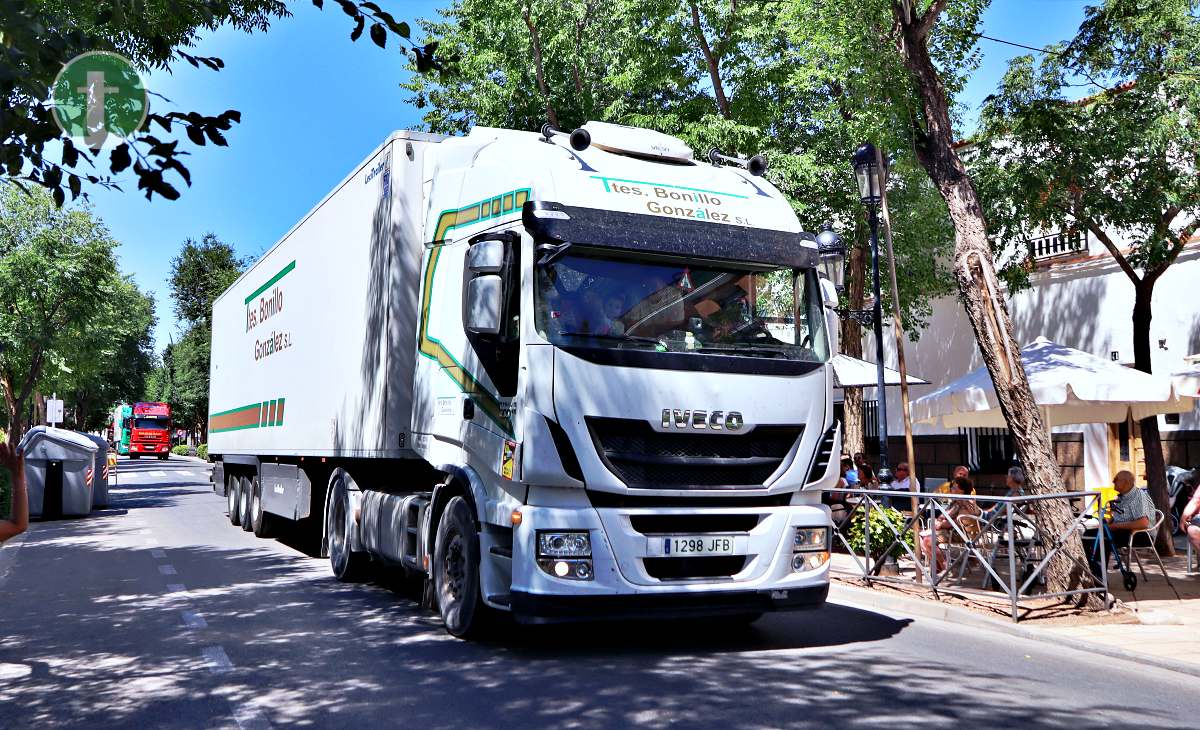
[130,442,168,453]
[507,501,830,622]
[512,583,827,624]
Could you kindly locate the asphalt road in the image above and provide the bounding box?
[0,457,1196,729]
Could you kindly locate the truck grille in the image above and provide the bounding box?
[587,417,802,490]
[628,513,762,534]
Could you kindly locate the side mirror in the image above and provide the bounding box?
[466,239,505,274]
[465,275,504,335]
[819,277,839,309]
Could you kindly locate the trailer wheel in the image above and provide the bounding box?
[329,479,367,581]
[227,474,242,526]
[433,496,490,638]
[250,477,276,538]
[239,476,254,531]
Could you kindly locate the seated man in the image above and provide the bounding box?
[1083,470,1155,563]
[936,464,977,495]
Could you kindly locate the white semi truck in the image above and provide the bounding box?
[208,122,841,637]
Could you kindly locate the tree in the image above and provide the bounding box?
[883,0,1100,603]
[39,275,156,430]
[2,0,431,204]
[156,234,246,439]
[976,0,1199,554]
[0,186,117,441]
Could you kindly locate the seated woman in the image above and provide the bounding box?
[823,458,856,528]
[920,476,981,572]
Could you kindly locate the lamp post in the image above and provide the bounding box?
[851,142,890,475]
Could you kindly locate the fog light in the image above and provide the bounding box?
[537,558,594,581]
[793,551,830,572]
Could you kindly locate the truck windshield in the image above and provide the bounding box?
[134,418,168,430]
[534,249,828,363]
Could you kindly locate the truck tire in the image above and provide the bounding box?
[433,496,490,639]
[228,474,242,526]
[250,477,276,538]
[329,479,367,581]
[239,475,254,531]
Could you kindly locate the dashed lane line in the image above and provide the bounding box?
[201,646,233,673]
[232,704,273,730]
[181,611,208,629]
[158,564,178,576]
[151,549,166,559]
[166,583,187,593]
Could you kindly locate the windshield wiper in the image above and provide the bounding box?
[558,332,666,348]
[696,344,788,358]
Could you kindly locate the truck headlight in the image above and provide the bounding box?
[792,552,830,571]
[794,527,828,552]
[537,531,591,558]
[537,531,593,581]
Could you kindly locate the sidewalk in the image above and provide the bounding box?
[830,535,1200,677]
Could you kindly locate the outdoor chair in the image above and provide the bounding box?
[950,514,997,582]
[1123,509,1171,584]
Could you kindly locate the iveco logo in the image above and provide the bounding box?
[661,409,744,431]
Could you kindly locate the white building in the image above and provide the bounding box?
[848,229,1200,491]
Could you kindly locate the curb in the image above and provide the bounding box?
[170,455,211,465]
[0,527,30,592]
[829,582,1200,679]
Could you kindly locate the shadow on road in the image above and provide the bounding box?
[0,473,1182,729]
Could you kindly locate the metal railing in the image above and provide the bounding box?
[1027,229,1086,262]
[827,488,1110,622]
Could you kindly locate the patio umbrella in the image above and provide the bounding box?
[1171,363,1200,399]
[831,353,929,389]
[912,337,1196,429]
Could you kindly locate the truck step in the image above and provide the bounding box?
[489,546,512,559]
[486,593,511,607]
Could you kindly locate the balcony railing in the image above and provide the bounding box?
[1027,229,1086,263]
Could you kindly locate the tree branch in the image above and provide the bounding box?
[1086,221,1141,284]
[689,1,732,118]
[522,3,558,128]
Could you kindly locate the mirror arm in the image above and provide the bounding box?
[536,241,572,267]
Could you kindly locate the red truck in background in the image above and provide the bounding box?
[129,402,172,460]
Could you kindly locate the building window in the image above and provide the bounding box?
[960,427,1015,473]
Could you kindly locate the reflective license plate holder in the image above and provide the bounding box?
[647,535,746,557]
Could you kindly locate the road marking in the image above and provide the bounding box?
[139,529,152,535]
[181,611,208,629]
[158,564,178,575]
[144,538,159,545]
[232,704,273,730]
[150,470,168,477]
[166,583,187,593]
[151,549,166,559]
[175,470,194,477]
[201,646,233,673]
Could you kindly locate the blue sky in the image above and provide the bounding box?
[90,0,1093,354]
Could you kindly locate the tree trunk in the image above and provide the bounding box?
[840,236,869,456]
[522,4,558,128]
[1132,279,1174,555]
[892,2,1102,606]
[688,1,732,119]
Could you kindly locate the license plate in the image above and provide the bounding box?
[649,535,742,557]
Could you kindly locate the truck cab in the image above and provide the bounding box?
[407,123,840,629]
[129,401,171,460]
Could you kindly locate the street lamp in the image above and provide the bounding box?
[816,223,846,291]
[852,142,890,473]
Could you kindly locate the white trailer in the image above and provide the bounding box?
[208,122,841,637]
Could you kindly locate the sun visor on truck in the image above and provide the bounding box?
[522,201,819,270]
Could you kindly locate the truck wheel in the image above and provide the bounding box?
[239,476,254,531]
[433,496,490,639]
[228,474,242,526]
[250,477,276,538]
[329,479,367,581]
